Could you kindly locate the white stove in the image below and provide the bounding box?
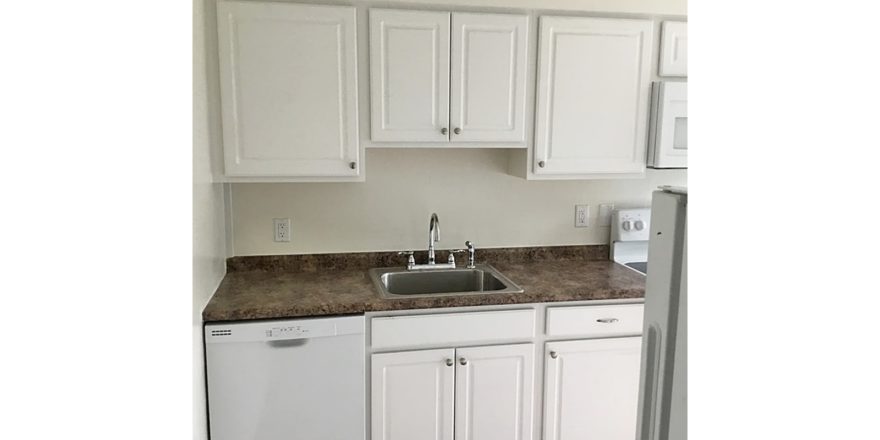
[610,207,651,275]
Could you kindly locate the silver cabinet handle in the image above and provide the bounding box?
[446,358,454,367]
[538,161,545,168]
[550,351,558,359]
[440,127,448,135]
[349,161,356,170]
[459,357,467,366]
[596,318,619,324]
[453,127,461,135]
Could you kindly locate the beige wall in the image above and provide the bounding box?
[230,149,686,255]
[193,0,227,438]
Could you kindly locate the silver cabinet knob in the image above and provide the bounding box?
[349,161,356,170]
[446,358,454,367]
[550,351,558,359]
[440,127,448,135]
[453,127,461,135]
[459,357,467,366]
[538,161,545,168]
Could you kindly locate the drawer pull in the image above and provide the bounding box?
[596,318,619,324]
[549,351,558,359]
[445,358,454,367]
[459,357,468,366]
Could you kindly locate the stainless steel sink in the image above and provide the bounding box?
[369,264,524,298]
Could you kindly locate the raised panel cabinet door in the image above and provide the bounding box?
[534,17,653,176]
[454,344,535,440]
[543,337,643,440]
[216,1,360,177]
[370,9,450,142]
[659,21,688,77]
[450,13,528,143]
[371,348,455,440]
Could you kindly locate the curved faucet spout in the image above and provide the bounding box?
[428,213,440,264]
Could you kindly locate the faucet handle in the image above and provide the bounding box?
[447,249,465,265]
[398,251,416,270]
[464,241,475,268]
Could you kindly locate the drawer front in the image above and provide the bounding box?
[371,309,536,350]
[546,304,644,338]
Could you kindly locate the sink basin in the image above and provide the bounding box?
[369,264,524,298]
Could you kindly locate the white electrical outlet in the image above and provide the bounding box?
[575,205,590,227]
[273,218,291,242]
[598,204,615,226]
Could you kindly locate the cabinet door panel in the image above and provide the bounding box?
[455,344,535,440]
[544,337,643,440]
[534,17,652,176]
[370,9,450,142]
[450,13,528,143]
[371,348,455,440]
[216,1,359,177]
[659,21,688,77]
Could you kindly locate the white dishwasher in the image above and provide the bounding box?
[204,315,365,440]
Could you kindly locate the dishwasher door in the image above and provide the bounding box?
[205,315,365,440]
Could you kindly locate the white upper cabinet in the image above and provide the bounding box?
[370,9,528,144]
[369,9,450,142]
[371,348,455,440]
[533,17,653,178]
[450,13,528,143]
[216,1,360,179]
[543,337,643,440]
[659,21,688,77]
[454,344,535,440]
[648,81,687,168]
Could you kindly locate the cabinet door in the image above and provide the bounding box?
[455,344,535,440]
[216,1,359,177]
[534,17,653,176]
[659,21,688,77]
[450,13,528,143]
[370,9,450,142]
[544,337,643,440]
[372,348,455,440]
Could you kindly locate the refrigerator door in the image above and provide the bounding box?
[637,189,687,440]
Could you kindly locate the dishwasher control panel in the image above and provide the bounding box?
[206,315,363,344]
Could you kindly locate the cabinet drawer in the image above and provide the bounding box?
[546,304,644,338]
[371,309,536,350]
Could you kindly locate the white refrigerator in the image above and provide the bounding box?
[636,187,687,440]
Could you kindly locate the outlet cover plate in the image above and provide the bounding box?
[575,205,590,227]
[273,218,291,242]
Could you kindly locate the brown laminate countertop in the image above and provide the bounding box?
[202,246,646,322]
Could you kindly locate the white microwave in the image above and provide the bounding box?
[647,81,687,169]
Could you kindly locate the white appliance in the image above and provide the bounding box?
[636,186,687,440]
[647,81,687,169]
[204,315,365,440]
[611,207,652,275]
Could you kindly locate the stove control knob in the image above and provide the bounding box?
[622,220,632,231]
[634,220,645,231]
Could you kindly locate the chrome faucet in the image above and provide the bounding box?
[428,213,440,264]
[397,214,475,271]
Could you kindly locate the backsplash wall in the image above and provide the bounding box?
[230,149,686,256]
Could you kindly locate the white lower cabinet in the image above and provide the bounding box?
[371,348,456,440]
[455,344,535,440]
[543,337,643,440]
[372,343,535,440]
